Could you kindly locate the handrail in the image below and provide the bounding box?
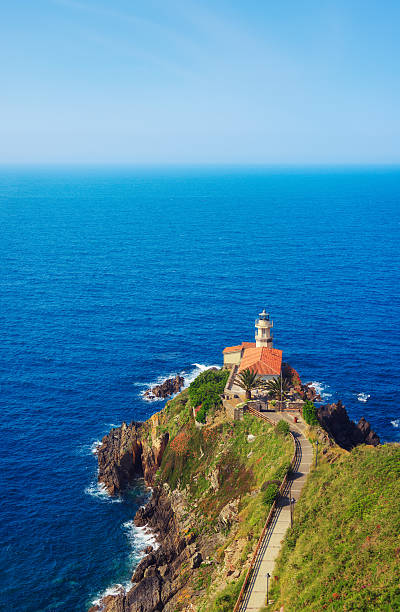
[233,408,297,612]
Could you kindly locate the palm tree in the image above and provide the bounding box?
[236,368,261,399]
[264,376,291,400]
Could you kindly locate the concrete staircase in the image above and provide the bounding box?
[235,412,313,612]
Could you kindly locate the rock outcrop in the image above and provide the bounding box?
[97,418,169,494]
[89,481,221,612]
[144,375,185,400]
[302,383,322,402]
[317,401,380,451]
[281,362,322,401]
[91,412,222,612]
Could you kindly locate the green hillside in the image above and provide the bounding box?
[271,443,400,611]
[149,369,294,610]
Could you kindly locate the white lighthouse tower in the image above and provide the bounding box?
[255,309,273,348]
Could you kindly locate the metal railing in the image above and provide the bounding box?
[233,407,298,612]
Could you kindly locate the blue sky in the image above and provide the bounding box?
[1,0,399,164]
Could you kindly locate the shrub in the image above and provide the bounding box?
[273,461,291,481]
[196,406,207,424]
[302,400,319,426]
[262,483,279,506]
[276,420,290,435]
[188,368,229,421]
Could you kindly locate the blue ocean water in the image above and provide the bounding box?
[0,166,399,611]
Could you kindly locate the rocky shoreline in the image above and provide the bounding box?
[90,385,380,612]
[90,410,223,612]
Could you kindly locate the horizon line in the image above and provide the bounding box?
[1,162,400,169]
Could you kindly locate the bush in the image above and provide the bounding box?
[302,400,319,426]
[188,368,229,421]
[276,420,290,435]
[196,406,207,423]
[273,461,291,481]
[262,483,279,506]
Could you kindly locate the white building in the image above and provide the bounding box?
[223,310,282,381]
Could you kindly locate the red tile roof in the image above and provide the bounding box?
[238,347,282,376]
[223,344,244,354]
[223,341,256,354]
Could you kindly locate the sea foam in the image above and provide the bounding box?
[84,481,122,503]
[308,381,333,400]
[123,520,159,560]
[91,584,126,610]
[91,521,159,609]
[139,362,220,402]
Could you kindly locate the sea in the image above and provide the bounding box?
[0,166,399,611]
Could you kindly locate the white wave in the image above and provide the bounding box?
[91,583,126,610]
[90,521,159,609]
[84,481,122,503]
[391,419,399,428]
[308,381,332,400]
[91,439,102,454]
[122,520,159,560]
[357,392,371,403]
[76,438,103,456]
[139,362,220,402]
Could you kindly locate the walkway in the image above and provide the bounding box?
[237,412,313,611]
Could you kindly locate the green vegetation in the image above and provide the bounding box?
[157,411,292,524]
[210,575,244,611]
[265,375,290,399]
[302,399,319,426]
[262,483,279,505]
[188,368,229,422]
[149,370,293,610]
[235,368,262,399]
[275,419,290,435]
[271,444,400,611]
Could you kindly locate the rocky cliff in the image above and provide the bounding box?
[317,400,380,450]
[97,414,169,495]
[89,376,295,612]
[89,484,205,612]
[90,367,384,612]
[91,404,224,612]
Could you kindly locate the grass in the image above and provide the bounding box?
[157,412,293,526]
[271,443,400,611]
[209,575,245,612]
[146,370,293,610]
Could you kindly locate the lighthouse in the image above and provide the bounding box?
[255,309,273,348]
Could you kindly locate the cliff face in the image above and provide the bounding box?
[317,401,380,451]
[97,414,169,495]
[92,413,191,612]
[89,381,294,612]
[91,419,224,612]
[89,486,199,612]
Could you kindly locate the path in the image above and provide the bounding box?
[236,411,313,611]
